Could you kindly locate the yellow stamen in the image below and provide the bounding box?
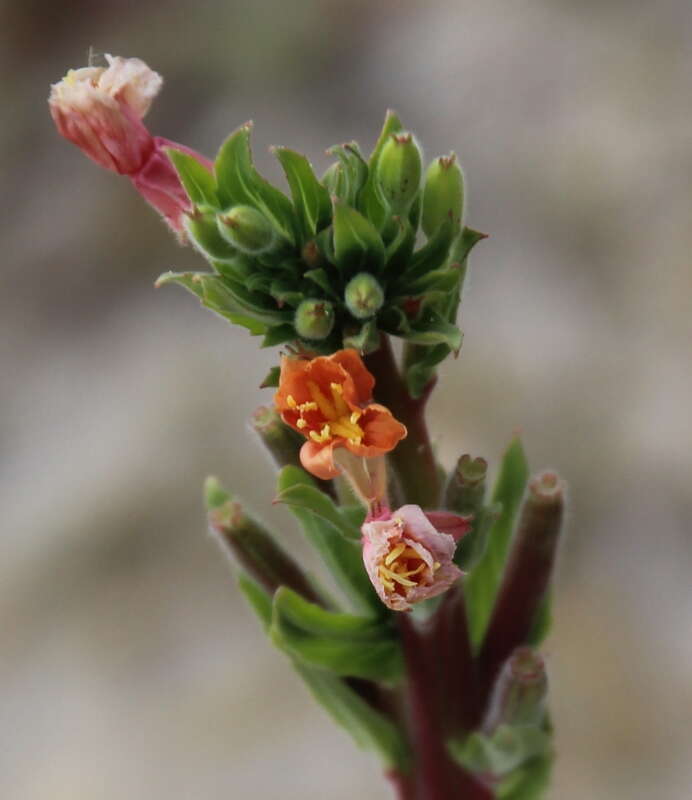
[350,410,362,425]
[330,382,350,416]
[309,424,331,444]
[307,380,337,419]
[379,566,418,588]
[298,401,317,412]
[286,395,297,409]
[385,543,407,566]
[296,419,307,429]
[330,420,364,440]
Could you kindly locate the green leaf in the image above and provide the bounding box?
[304,267,339,299]
[237,573,273,630]
[215,123,297,243]
[260,366,281,388]
[327,142,369,207]
[275,475,361,541]
[166,149,218,208]
[277,466,382,616]
[526,591,552,647]
[498,753,552,800]
[383,218,416,277]
[343,320,380,355]
[157,271,284,334]
[465,437,529,650]
[332,199,385,276]
[271,588,402,682]
[395,218,456,287]
[403,343,450,398]
[274,147,331,241]
[359,110,404,230]
[290,661,410,770]
[269,280,304,308]
[448,724,551,778]
[261,324,296,348]
[404,314,463,352]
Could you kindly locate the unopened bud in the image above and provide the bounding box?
[207,486,320,603]
[184,207,237,261]
[251,405,303,468]
[217,204,275,254]
[294,298,335,340]
[421,153,465,237]
[376,132,422,214]
[344,272,385,320]
[445,454,487,514]
[484,647,548,731]
[479,470,565,690]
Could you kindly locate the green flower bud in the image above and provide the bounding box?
[184,207,237,261]
[344,272,385,319]
[421,153,465,237]
[294,299,335,340]
[376,132,422,214]
[217,204,275,254]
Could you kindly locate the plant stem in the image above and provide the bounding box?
[398,613,493,800]
[364,335,441,509]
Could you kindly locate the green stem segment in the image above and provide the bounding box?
[364,335,441,509]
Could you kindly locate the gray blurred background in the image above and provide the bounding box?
[2,0,691,797]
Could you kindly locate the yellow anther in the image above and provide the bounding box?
[433,562,441,571]
[309,424,331,444]
[286,395,297,409]
[379,566,418,588]
[350,410,362,425]
[330,382,343,395]
[307,380,337,420]
[385,543,407,566]
[298,401,318,412]
[296,419,307,429]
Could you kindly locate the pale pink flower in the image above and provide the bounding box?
[361,505,466,611]
[49,55,211,236]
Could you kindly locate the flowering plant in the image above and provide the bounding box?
[50,55,565,799]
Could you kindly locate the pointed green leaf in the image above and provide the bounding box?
[260,365,281,388]
[275,477,360,541]
[304,267,338,299]
[261,324,296,348]
[358,110,404,230]
[237,573,273,630]
[343,320,380,354]
[465,437,529,650]
[327,142,369,207]
[271,588,402,682]
[448,724,551,778]
[166,149,218,208]
[404,316,462,352]
[394,217,455,288]
[403,343,450,398]
[332,199,385,275]
[215,124,298,243]
[274,147,331,241]
[290,661,410,770]
[277,466,382,616]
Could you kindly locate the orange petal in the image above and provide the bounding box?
[274,356,312,411]
[330,349,375,405]
[349,404,407,457]
[299,440,341,480]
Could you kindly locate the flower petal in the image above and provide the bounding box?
[330,349,375,404]
[299,440,340,480]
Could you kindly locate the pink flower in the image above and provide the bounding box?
[49,54,212,236]
[361,505,467,611]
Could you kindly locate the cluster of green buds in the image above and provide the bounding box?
[157,112,485,396]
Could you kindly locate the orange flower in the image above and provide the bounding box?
[275,349,407,480]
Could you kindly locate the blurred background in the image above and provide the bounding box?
[2,0,691,797]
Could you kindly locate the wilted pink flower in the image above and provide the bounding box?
[361,505,467,611]
[48,54,212,236]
